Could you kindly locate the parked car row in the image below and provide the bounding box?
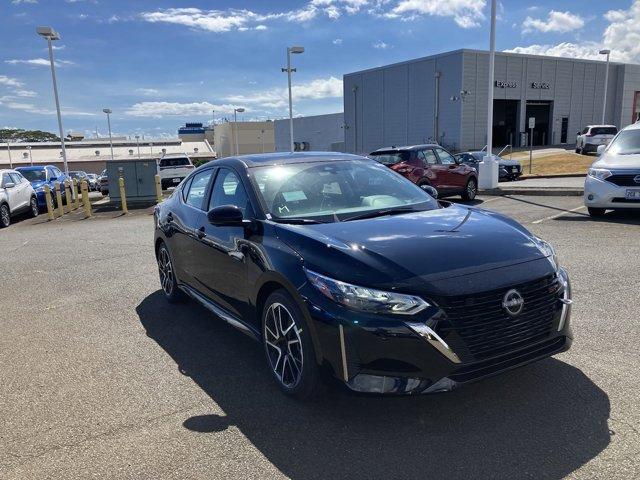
[0,169,39,227]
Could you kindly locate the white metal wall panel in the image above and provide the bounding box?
[383,65,409,146]
[407,59,435,145]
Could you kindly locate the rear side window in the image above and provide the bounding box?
[160,157,191,167]
[369,151,409,166]
[1,173,11,187]
[184,169,213,209]
[418,150,438,166]
[590,127,618,136]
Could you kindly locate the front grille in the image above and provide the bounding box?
[434,275,560,361]
[607,173,640,187]
[612,197,640,203]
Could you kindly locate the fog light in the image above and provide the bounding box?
[588,194,594,201]
[348,374,428,394]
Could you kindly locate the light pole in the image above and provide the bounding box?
[135,135,141,159]
[4,139,13,169]
[102,108,114,160]
[37,26,68,174]
[233,107,245,156]
[27,145,33,166]
[282,46,304,152]
[479,0,499,190]
[599,49,611,124]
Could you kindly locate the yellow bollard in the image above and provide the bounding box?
[43,184,55,221]
[54,181,64,218]
[72,179,79,210]
[64,180,73,214]
[118,177,128,214]
[154,174,163,204]
[81,180,92,218]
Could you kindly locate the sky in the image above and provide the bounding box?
[2,0,640,139]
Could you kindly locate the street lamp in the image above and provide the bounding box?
[282,46,304,152]
[37,26,68,174]
[599,49,611,124]
[479,0,499,190]
[233,107,245,156]
[102,108,114,160]
[135,135,141,159]
[27,145,33,166]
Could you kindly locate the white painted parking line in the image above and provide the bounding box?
[531,205,586,224]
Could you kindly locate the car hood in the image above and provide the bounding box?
[594,153,640,169]
[275,204,552,293]
[499,159,521,167]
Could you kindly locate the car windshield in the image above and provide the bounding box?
[369,151,409,166]
[19,169,47,182]
[606,129,640,155]
[160,157,190,167]
[251,159,437,222]
[590,127,617,136]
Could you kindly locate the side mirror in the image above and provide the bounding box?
[420,184,438,199]
[4,182,15,189]
[207,204,245,226]
[597,145,606,156]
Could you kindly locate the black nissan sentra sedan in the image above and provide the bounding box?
[154,152,573,398]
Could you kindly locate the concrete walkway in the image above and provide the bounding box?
[482,175,586,196]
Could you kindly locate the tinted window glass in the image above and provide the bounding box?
[590,127,617,136]
[20,169,47,182]
[209,169,251,215]
[159,157,191,167]
[419,150,438,166]
[1,173,11,186]
[369,151,409,166]
[435,148,456,165]
[184,169,213,209]
[251,159,436,222]
[607,129,640,155]
[9,173,24,184]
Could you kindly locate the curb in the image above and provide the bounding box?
[519,174,586,180]
[481,188,584,197]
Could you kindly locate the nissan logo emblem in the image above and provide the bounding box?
[634,175,640,184]
[502,289,524,316]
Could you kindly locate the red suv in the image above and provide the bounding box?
[369,144,478,200]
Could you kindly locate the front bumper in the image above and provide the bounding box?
[584,176,640,210]
[301,269,573,395]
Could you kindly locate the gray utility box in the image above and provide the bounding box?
[106,159,158,203]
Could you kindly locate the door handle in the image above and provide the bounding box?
[166,212,174,222]
[196,226,206,239]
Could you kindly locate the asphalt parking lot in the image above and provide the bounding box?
[1,196,639,479]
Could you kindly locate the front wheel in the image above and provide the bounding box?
[461,178,477,201]
[0,204,10,228]
[262,290,321,399]
[588,207,606,217]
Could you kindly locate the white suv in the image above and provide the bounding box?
[1,169,38,227]
[158,154,195,189]
[584,123,640,216]
[576,125,618,155]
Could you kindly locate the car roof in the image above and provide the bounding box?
[0,169,18,174]
[213,151,367,168]
[371,144,440,153]
[15,165,48,171]
[621,122,640,131]
[586,125,617,128]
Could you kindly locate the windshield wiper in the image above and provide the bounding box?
[342,207,420,222]
[272,217,325,224]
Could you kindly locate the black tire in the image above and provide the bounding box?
[588,207,606,217]
[29,196,39,218]
[157,242,184,303]
[461,177,477,201]
[575,146,580,154]
[262,289,321,399]
[0,203,10,228]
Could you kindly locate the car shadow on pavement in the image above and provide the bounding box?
[557,210,640,225]
[137,291,611,480]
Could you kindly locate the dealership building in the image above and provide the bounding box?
[343,49,640,154]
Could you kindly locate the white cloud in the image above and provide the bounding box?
[15,90,37,98]
[390,0,486,28]
[52,45,66,51]
[333,38,343,44]
[373,40,389,49]
[255,24,268,30]
[5,58,74,67]
[11,0,38,4]
[124,101,244,118]
[508,1,640,64]
[135,88,160,96]
[522,10,585,34]
[0,75,23,88]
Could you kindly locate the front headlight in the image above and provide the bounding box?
[304,269,429,315]
[534,237,558,269]
[588,168,612,181]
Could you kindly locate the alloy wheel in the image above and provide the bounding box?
[264,302,304,388]
[30,198,38,217]
[0,205,9,227]
[158,247,174,296]
[467,179,477,199]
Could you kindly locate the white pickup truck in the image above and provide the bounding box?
[158,154,195,189]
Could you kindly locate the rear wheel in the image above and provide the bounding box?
[29,196,39,218]
[262,289,321,399]
[461,177,477,201]
[588,207,606,217]
[0,203,10,228]
[157,242,184,303]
